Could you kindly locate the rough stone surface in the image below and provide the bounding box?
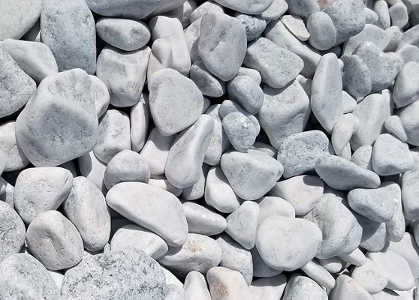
[0,201,25,263]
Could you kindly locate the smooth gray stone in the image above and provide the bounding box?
[111,224,168,259]
[41,0,96,74]
[63,176,111,252]
[400,100,419,146]
[0,45,36,118]
[2,39,58,83]
[146,38,172,82]
[258,196,295,223]
[332,114,359,157]
[140,128,174,177]
[0,0,41,40]
[237,67,262,85]
[330,275,373,300]
[130,94,149,152]
[384,26,402,52]
[221,151,283,201]
[384,115,408,142]
[393,62,419,108]
[257,217,322,271]
[222,112,259,152]
[305,194,363,259]
[206,267,250,300]
[348,182,399,223]
[181,166,206,200]
[62,249,166,299]
[96,18,150,51]
[78,151,106,191]
[311,53,343,132]
[307,12,337,51]
[183,202,226,236]
[301,260,336,291]
[204,105,229,166]
[93,109,130,164]
[149,68,204,136]
[355,213,387,252]
[149,178,183,197]
[165,115,214,189]
[351,145,373,169]
[213,0,272,14]
[342,55,372,99]
[281,15,310,41]
[343,24,390,56]
[265,20,321,77]
[26,211,83,271]
[251,248,282,277]
[351,93,391,149]
[402,153,419,220]
[205,167,240,213]
[228,76,263,114]
[107,182,187,247]
[0,121,29,172]
[355,42,403,92]
[375,0,390,29]
[249,275,287,300]
[184,271,211,300]
[97,46,150,107]
[159,233,222,276]
[315,154,380,190]
[16,69,98,166]
[104,150,150,189]
[388,233,419,278]
[259,81,310,149]
[286,0,319,17]
[190,2,224,23]
[352,258,388,294]
[198,12,247,81]
[397,44,419,65]
[277,130,330,178]
[270,175,323,216]
[190,61,225,98]
[236,14,267,42]
[184,18,202,63]
[244,37,303,89]
[386,192,405,243]
[14,167,72,224]
[324,0,366,45]
[226,201,259,250]
[0,253,59,300]
[219,100,260,132]
[317,257,345,274]
[90,75,110,118]
[282,275,327,300]
[372,134,413,175]
[0,201,25,263]
[216,235,253,285]
[364,7,379,24]
[260,0,288,21]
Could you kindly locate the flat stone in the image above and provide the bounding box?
[277,131,330,178]
[270,175,324,216]
[307,11,337,50]
[0,201,25,263]
[16,69,98,166]
[205,167,240,213]
[183,202,227,236]
[399,100,419,146]
[213,0,273,14]
[198,12,247,81]
[0,253,59,300]
[159,233,222,276]
[61,249,166,299]
[111,224,168,259]
[63,176,111,252]
[330,275,373,300]
[226,201,259,250]
[221,151,283,201]
[282,15,310,41]
[149,68,204,136]
[244,37,303,89]
[0,121,29,172]
[165,115,214,189]
[394,62,419,108]
[41,0,96,74]
[206,267,250,300]
[222,112,259,152]
[259,81,310,149]
[130,94,149,152]
[96,18,150,51]
[184,271,212,300]
[282,275,327,300]
[106,182,188,247]
[26,211,83,270]
[305,194,362,258]
[256,216,322,271]
[14,167,72,224]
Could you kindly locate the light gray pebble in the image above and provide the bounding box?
[213,0,273,14]
[165,115,213,189]
[104,150,150,189]
[182,166,206,200]
[221,151,283,201]
[332,114,359,157]
[386,191,406,242]
[63,176,111,252]
[159,233,222,276]
[389,1,408,28]
[222,112,259,152]
[190,61,225,97]
[0,121,29,172]
[219,100,260,131]
[78,151,106,191]
[342,54,372,99]
[141,128,174,177]
[249,275,287,300]
[352,258,388,294]
[14,167,72,224]
[183,202,226,235]
[397,44,419,64]
[375,0,391,29]
[26,211,84,271]
[307,11,337,50]
[259,81,310,149]
[330,274,373,300]
[270,175,324,216]
[282,275,327,300]
[184,271,212,300]
[198,12,247,81]
[96,18,150,51]
[236,13,267,42]
[384,115,408,142]
[251,247,282,277]
[399,100,419,146]
[190,2,224,23]
[388,233,419,278]
[277,130,330,178]
[244,37,303,89]
[204,105,229,166]
[356,213,387,252]
[351,145,373,169]
[364,7,379,24]
[0,201,25,263]
[305,194,362,258]
[130,94,149,152]
[90,75,110,119]
[384,26,403,51]
[228,75,264,114]
[237,67,262,85]
[206,267,249,300]
[317,257,345,274]
[402,153,419,220]
[226,201,259,250]
[41,0,96,74]
[16,69,98,166]
[161,265,183,288]
[149,178,183,197]
[205,167,240,213]
[393,62,419,108]
[107,182,187,247]
[216,235,253,285]
[343,24,390,56]
[93,109,130,164]
[286,0,319,17]
[61,248,166,300]
[301,260,335,291]
[110,224,168,259]
[258,196,295,224]
[0,253,59,300]
[184,18,202,63]
[282,15,310,41]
